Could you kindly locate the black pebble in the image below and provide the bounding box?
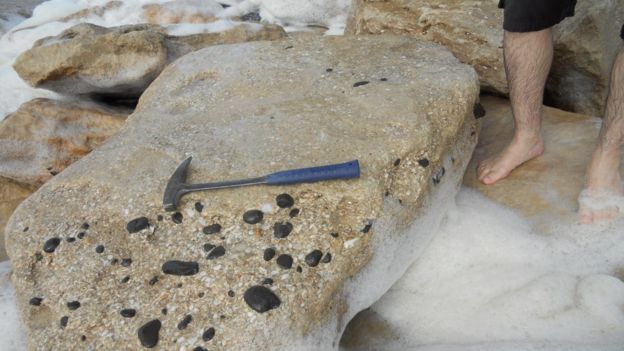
[111,258,119,265]
[162,261,199,276]
[95,245,104,254]
[305,250,323,267]
[285,45,293,49]
[157,215,163,222]
[262,278,273,285]
[243,210,263,224]
[161,308,167,315]
[77,232,85,239]
[353,81,369,87]
[23,227,29,232]
[43,238,61,253]
[289,208,300,218]
[49,171,58,176]
[194,202,204,212]
[394,158,401,166]
[148,276,159,285]
[198,292,205,298]
[207,246,226,260]
[326,68,333,72]
[66,237,76,243]
[202,327,215,341]
[172,212,183,224]
[330,232,339,238]
[67,301,81,310]
[273,222,293,238]
[127,217,150,233]
[202,224,221,235]
[296,266,302,273]
[418,158,430,168]
[81,335,86,341]
[35,252,43,261]
[276,254,293,269]
[60,316,69,328]
[203,243,216,252]
[473,102,486,119]
[380,77,388,81]
[276,193,294,208]
[243,286,281,313]
[193,347,208,351]
[263,248,276,261]
[322,253,332,263]
[121,308,136,318]
[228,290,235,297]
[121,258,132,267]
[177,314,192,330]
[29,297,43,306]
[138,319,161,348]
[81,223,90,230]
[121,276,130,283]
[362,223,373,233]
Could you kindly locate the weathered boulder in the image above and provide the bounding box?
[6,33,479,350]
[346,0,507,94]
[142,0,222,24]
[13,22,286,97]
[0,98,128,187]
[346,0,624,116]
[0,177,34,261]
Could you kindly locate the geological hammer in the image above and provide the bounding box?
[163,157,360,211]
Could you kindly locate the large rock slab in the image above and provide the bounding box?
[346,0,624,116]
[6,33,479,350]
[13,22,286,97]
[0,98,128,187]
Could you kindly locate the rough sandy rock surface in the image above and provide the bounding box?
[13,22,285,97]
[0,177,34,261]
[0,98,128,187]
[347,0,623,116]
[6,34,479,350]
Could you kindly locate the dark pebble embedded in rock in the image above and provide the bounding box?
[289,208,300,217]
[276,193,294,208]
[162,261,199,276]
[77,232,85,239]
[394,158,401,166]
[29,297,43,306]
[127,217,149,233]
[81,335,86,341]
[243,210,263,224]
[305,250,323,267]
[262,278,273,285]
[194,202,204,212]
[121,258,132,267]
[43,238,61,253]
[60,316,69,328]
[432,167,445,184]
[244,285,281,313]
[138,319,161,348]
[111,258,119,265]
[161,308,167,315]
[330,232,339,238]
[172,212,183,224]
[66,237,76,243]
[326,68,333,72]
[35,252,43,261]
[202,327,216,341]
[322,253,332,263]
[149,276,159,285]
[353,80,369,87]
[473,102,486,119]
[121,276,130,283]
[67,301,81,310]
[228,290,235,297]
[23,227,29,232]
[81,223,89,230]
[95,245,105,253]
[380,77,388,81]
[177,314,192,330]
[263,248,276,261]
[296,266,302,273]
[202,224,221,235]
[203,243,216,252]
[193,347,208,351]
[207,246,225,260]
[157,215,163,221]
[276,254,293,269]
[418,158,430,168]
[273,222,293,238]
[121,308,136,318]
[362,222,372,233]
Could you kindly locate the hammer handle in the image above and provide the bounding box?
[265,160,360,185]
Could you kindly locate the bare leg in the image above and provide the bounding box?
[477,29,552,185]
[579,47,624,224]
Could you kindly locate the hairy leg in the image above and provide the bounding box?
[579,47,624,224]
[477,29,553,185]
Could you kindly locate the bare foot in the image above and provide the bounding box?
[477,134,545,185]
[578,147,624,224]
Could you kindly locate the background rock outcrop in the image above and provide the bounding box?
[6,34,479,350]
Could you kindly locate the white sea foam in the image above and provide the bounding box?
[0,261,27,351]
[342,188,624,350]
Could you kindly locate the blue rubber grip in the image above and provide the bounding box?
[265,160,360,185]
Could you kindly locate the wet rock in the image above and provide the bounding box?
[305,250,323,267]
[206,246,226,260]
[121,308,136,318]
[263,248,276,261]
[138,319,161,348]
[243,210,263,224]
[43,238,61,253]
[162,261,199,276]
[29,297,43,306]
[276,254,293,269]
[273,222,293,238]
[202,224,221,234]
[67,301,81,310]
[177,314,193,330]
[171,212,183,224]
[275,193,294,208]
[243,286,281,313]
[126,217,149,233]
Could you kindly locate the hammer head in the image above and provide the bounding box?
[163,156,192,211]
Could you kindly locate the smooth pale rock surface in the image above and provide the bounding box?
[0,98,128,187]
[6,34,479,350]
[0,178,34,261]
[13,22,286,97]
[346,0,624,116]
